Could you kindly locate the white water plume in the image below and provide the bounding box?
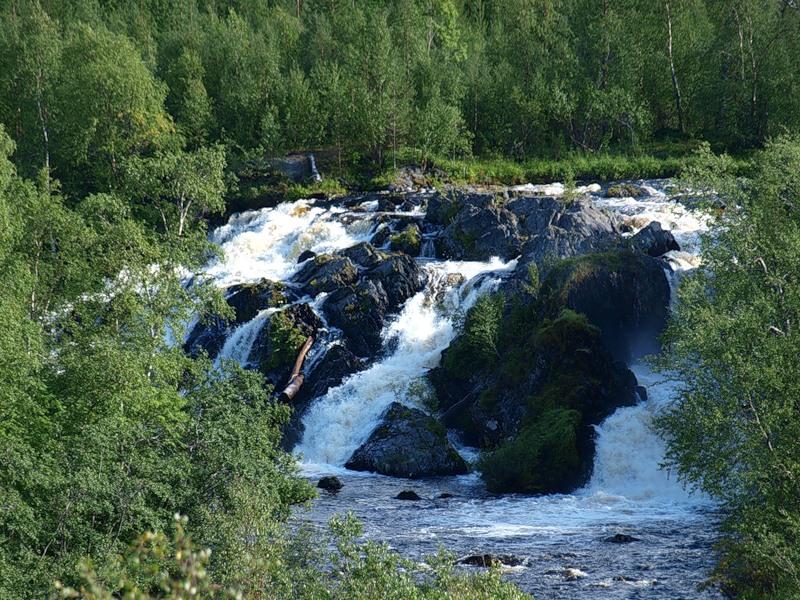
[296,258,516,467]
[206,199,374,287]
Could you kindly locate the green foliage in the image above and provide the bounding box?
[479,408,582,494]
[262,310,307,374]
[58,513,532,600]
[443,294,504,378]
[658,136,800,597]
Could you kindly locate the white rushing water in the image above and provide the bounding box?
[297,258,517,467]
[204,181,720,598]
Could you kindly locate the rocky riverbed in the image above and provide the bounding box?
[193,179,721,598]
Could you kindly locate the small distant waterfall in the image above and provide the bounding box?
[215,309,274,368]
[420,236,436,258]
[308,153,322,183]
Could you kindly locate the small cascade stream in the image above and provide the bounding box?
[201,181,720,599]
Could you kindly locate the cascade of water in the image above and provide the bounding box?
[214,308,275,368]
[295,258,516,468]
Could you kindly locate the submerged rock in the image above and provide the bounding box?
[317,476,343,492]
[395,490,422,501]
[605,533,641,543]
[630,221,680,257]
[345,403,468,478]
[458,554,525,568]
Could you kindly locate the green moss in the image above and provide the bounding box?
[263,311,307,373]
[390,224,421,255]
[606,183,644,198]
[478,408,582,493]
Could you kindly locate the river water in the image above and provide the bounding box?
[202,181,722,599]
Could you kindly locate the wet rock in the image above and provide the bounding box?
[340,242,385,269]
[438,492,455,499]
[630,221,680,257]
[294,254,358,295]
[249,303,322,385]
[371,225,393,248]
[562,568,589,581]
[184,279,288,359]
[297,249,316,263]
[540,250,671,361]
[324,254,427,356]
[606,183,646,198]
[605,533,640,543]
[395,490,422,501]
[317,476,343,492]
[458,554,525,568]
[345,403,468,477]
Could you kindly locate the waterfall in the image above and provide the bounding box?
[295,258,516,467]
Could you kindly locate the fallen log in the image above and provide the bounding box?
[279,336,314,402]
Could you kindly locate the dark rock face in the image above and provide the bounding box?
[345,403,468,478]
[294,255,359,295]
[340,242,385,269]
[630,221,680,257]
[324,253,427,356]
[297,249,316,263]
[427,191,622,267]
[541,250,671,361]
[317,476,343,492]
[512,196,622,270]
[437,199,524,261]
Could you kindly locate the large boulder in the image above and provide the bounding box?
[324,254,427,356]
[345,403,469,477]
[436,200,524,261]
[630,221,680,257]
[509,196,623,276]
[293,254,358,295]
[541,250,671,361]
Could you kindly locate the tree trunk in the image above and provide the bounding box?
[279,336,314,402]
[665,2,685,133]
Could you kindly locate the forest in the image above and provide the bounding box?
[2,0,800,599]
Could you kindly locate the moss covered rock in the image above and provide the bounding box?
[390,224,422,256]
[345,402,468,478]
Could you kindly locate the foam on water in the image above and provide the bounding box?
[205,200,374,287]
[295,258,517,466]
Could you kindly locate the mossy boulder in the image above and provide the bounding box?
[345,402,468,478]
[249,303,322,386]
[390,224,422,256]
[541,250,670,361]
[605,183,646,198]
[478,408,584,493]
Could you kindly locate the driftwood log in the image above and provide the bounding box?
[279,336,314,402]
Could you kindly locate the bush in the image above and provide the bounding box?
[478,408,582,494]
